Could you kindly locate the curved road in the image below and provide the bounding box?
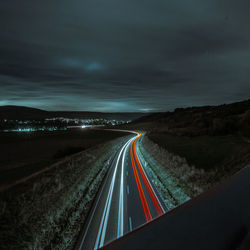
[75,131,167,250]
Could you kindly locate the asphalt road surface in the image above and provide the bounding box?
[76,131,167,250]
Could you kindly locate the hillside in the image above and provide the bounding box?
[0,106,49,120]
[0,106,145,121]
[123,99,250,188]
[132,99,250,137]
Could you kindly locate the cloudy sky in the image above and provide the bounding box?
[0,0,250,111]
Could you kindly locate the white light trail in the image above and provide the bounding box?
[94,135,137,249]
[117,137,135,238]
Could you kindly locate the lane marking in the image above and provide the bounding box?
[130,138,152,222]
[126,170,128,176]
[127,185,130,195]
[133,136,165,215]
[129,217,133,231]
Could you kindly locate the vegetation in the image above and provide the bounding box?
[0,135,131,249]
[123,99,250,199]
[136,139,191,209]
[131,99,250,137]
[148,133,250,174]
[139,135,247,200]
[0,129,128,187]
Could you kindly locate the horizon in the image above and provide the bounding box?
[1,98,250,113]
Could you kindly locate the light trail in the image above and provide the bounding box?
[133,135,165,215]
[117,136,135,238]
[80,130,166,249]
[78,165,111,250]
[130,139,152,222]
[95,136,136,249]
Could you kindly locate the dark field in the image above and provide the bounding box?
[148,132,250,172]
[0,128,127,186]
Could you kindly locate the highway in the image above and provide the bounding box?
[75,131,167,250]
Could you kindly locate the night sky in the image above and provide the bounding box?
[0,0,250,112]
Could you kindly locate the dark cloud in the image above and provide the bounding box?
[0,0,250,111]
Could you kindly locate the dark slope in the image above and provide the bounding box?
[131,99,250,136]
[0,106,48,120]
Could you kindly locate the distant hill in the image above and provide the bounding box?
[0,105,145,121]
[131,99,250,137]
[0,106,49,120]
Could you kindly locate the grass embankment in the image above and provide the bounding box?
[139,133,250,201]
[148,133,250,173]
[0,134,131,249]
[0,129,127,187]
[136,139,190,209]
